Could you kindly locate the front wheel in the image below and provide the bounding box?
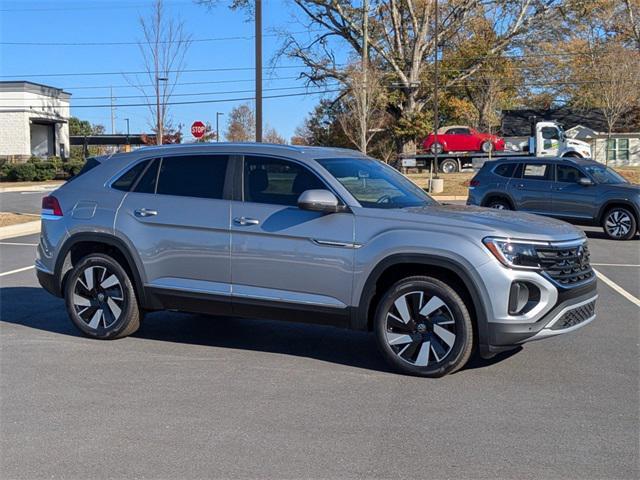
[603,207,637,240]
[64,253,142,339]
[481,140,494,153]
[374,276,474,377]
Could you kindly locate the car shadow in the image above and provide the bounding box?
[1,286,520,375]
[583,229,639,241]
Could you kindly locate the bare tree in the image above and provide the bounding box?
[574,43,640,163]
[280,0,562,153]
[128,0,192,145]
[337,66,388,153]
[226,103,256,142]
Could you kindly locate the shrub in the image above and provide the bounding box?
[62,161,85,177]
[1,163,38,181]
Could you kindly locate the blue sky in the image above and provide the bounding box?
[0,0,344,141]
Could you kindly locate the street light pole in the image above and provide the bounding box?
[431,0,439,193]
[216,112,223,142]
[125,118,130,144]
[255,0,263,143]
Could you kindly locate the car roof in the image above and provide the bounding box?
[487,156,602,167]
[122,142,366,160]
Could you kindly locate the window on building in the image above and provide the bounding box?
[606,138,630,162]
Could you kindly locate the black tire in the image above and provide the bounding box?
[64,253,142,339]
[487,198,512,210]
[602,207,637,240]
[439,158,459,174]
[481,140,494,153]
[374,276,474,377]
[431,142,444,154]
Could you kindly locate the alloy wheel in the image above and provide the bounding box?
[384,291,457,367]
[72,266,125,330]
[605,210,633,239]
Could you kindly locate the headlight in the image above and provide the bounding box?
[483,237,545,270]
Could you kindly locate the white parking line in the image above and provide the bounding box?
[593,268,640,308]
[0,242,38,246]
[0,265,35,277]
[592,263,640,267]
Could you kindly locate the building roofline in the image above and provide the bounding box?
[0,81,72,97]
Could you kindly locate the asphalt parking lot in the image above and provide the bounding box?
[1,204,638,478]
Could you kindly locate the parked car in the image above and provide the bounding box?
[422,126,506,156]
[37,144,596,377]
[467,157,640,240]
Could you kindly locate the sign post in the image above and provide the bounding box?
[191,121,206,140]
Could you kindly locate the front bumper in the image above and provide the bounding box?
[486,279,597,351]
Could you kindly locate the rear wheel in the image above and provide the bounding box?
[431,142,444,154]
[64,253,142,339]
[602,207,637,240]
[374,276,474,377]
[439,158,459,174]
[487,198,512,210]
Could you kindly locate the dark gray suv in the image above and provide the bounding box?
[467,157,640,240]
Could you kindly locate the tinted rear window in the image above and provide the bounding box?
[67,157,100,182]
[112,160,149,191]
[493,163,516,178]
[156,155,229,199]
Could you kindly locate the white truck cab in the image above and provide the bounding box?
[530,121,592,158]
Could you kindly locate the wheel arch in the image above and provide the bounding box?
[597,200,640,224]
[481,192,515,209]
[54,233,148,307]
[353,254,491,354]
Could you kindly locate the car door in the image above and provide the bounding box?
[508,162,554,214]
[538,126,561,156]
[552,164,598,220]
[115,154,233,310]
[229,155,355,325]
[457,128,476,151]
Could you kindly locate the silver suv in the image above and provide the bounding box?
[36,144,597,377]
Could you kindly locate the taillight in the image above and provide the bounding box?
[469,179,480,187]
[42,195,63,216]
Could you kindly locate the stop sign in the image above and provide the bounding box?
[191,121,206,139]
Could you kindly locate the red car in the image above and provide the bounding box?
[422,126,505,154]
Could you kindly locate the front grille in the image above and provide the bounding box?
[551,300,596,330]
[536,242,594,286]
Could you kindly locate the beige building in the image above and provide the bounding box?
[0,81,71,161]
[566,126,640,167]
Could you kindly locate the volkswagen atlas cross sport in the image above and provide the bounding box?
[36,144,598,377]
[467,157,640,240]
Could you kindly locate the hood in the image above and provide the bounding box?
[566,139,590,149]
[391,204,584,241]
[603,183,640,195]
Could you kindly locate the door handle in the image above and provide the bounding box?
[233,216,260,226]
[134,208,158,217]
[516,183,525,189]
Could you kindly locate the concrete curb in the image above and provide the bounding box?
[0,220,41,240]
[0,183,62,193]
[432,195,468,201]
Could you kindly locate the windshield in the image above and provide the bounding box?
[317,157,436,209]
[583,165,628,184]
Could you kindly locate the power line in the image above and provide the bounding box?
[0,64,318,79]
[0,84,339,101]
[0,1,222,13]
[53,76,302,90]
[0,30,320,46]
[0,89,342,109]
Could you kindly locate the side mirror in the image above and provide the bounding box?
[578,177,594,186]
[298,189,344,213]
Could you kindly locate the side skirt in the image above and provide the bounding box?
[145,287,352,329]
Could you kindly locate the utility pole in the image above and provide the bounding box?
[255,0,263,142]
[361,0,368,155]
[216,112,223,142]
[110,86,116,135]
[430,0,439,193]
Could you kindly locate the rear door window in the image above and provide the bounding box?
[155,155,229,199]
[493,163,516,178]
[523,163,552,181]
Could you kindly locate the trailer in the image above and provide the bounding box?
[400,119,593,173]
